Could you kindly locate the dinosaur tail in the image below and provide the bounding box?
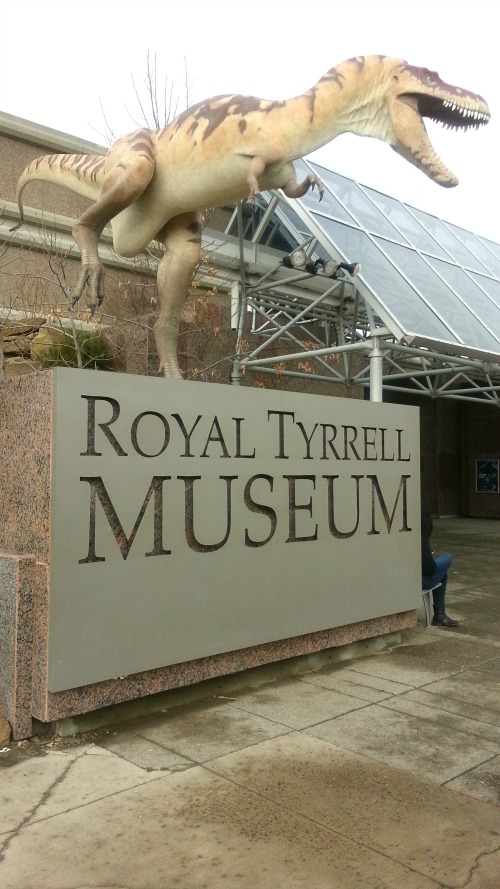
[11,153,106,232]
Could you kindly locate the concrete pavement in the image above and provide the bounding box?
[1,518,499,888]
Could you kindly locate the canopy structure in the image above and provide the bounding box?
[205,157,500,404]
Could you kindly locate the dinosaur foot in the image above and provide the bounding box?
[67,291,101,316]
[159,360,184,380]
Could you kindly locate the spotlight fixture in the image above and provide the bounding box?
[339,261,360,278]
[319,259,361,279]
[322,259,338,277]
[305,260,319,275]
[282,251,360,280]
[282,248,307,269]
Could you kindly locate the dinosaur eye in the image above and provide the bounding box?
[426,73,436,85]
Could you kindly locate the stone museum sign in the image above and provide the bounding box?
[48,369,421,692]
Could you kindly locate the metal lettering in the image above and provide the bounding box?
[367,474,411,534]
[244,474,277,547]
[79,476,171,562]
[80,395,127,457]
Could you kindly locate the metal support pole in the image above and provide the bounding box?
[369,337,383,402]
[231,203,247,385]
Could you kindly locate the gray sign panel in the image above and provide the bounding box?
[49,369,420,691]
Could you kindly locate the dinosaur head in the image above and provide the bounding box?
[379,57,490,187]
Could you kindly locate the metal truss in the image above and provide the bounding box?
[220,197,500,404]
[371,342,500,405]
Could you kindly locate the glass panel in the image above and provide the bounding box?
[381,243,500,349]
[227,200,300,251]
[264,222,300,252]
[315,218,455,341]
[362,187,448,257]
[479,236,500,264]
[470,273,500,311]
[447,224,500,277]
[293,158,355,223]
[276,201,310,239]
[411,209,489,272]
[376,240,464,340]
[308,163,406,241]
[426,258,500,348]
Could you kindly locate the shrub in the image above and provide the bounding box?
[35,329,114,371]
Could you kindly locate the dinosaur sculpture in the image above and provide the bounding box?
[13,56,490,379]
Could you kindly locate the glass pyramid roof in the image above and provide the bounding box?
[279,157,500,362]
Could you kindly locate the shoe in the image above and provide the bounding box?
[432,613,459,627]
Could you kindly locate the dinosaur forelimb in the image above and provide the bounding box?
[283,171,324,201]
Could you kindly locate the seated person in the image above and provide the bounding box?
[421,510,459,627]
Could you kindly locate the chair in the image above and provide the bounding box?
[421,584,441,628]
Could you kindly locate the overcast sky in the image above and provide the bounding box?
[1,0,497,239]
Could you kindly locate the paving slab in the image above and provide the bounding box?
[299,667,409,701]
[466,850,500,889]
[421,669,500,712]
[394,633,500,670]
[403,687,500,728]
[446,754,500,805]
[204,732,500,887]
[381,692,500,744]
[98,730,194,771]
[130,697,291,762]
[343,651,462,687]
[0,744,164,834]
[1,517,499,888]
[305,702,500,783]
[225,675,370,729]
[466,655,500,678]
[0,764,441,889]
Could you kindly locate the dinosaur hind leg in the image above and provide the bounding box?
[154,212,203,379]
[70,130,156,311]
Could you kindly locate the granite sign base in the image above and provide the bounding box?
[0,549,414,737]
[0,370,418,739]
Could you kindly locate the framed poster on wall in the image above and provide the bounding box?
[475,459,499,493]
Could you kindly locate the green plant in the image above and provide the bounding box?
[36,330,114,371]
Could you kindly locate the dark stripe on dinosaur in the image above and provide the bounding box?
[123,128,151,143]
[90,159,105,182]
[163,94,285,142]
[404,63,485,101]
[348,56,369,71]
[305,87,317,124]
[80,157,99,172]
[319,68,344,88]
[130,141,155,155]
[74,156,91,174]
[187,220,202,237]
[166,96,229,135]
[203,97,285,141]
